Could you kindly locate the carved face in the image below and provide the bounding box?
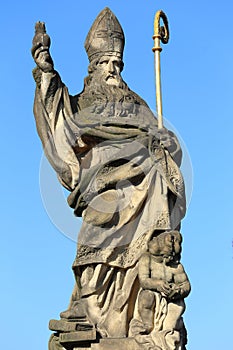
[148,231,182,263]
[96,55,123,86]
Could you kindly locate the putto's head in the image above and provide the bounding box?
[148,231,182,263]
[85,7,125,86]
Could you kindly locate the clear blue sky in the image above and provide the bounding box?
[1,1,233,349]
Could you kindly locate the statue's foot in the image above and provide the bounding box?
[60,301,87,320]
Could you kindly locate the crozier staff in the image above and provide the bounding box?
[152,10,169,129]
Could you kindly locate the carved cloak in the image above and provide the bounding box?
[33,69,186,336]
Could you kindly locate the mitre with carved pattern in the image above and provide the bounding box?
[85,7,125,62]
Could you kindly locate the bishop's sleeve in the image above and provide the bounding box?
[32,67,80,191]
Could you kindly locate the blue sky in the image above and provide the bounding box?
[1,1,233,349]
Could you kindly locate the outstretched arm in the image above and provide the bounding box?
[31,22,63,111]
[31,22,80,191]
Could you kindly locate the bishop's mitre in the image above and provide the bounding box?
[85,7,125,62]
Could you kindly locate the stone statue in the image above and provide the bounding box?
[32,7,189,350]
[129,231,190,349]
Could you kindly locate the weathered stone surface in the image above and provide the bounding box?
[49,334,65,350]
[49,319,94,332]
[32,7,190,350]
[59,330,96,344]
[91,338,141,350]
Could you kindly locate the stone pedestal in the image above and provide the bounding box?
[48,319,143,350]
[50,333,143,350]
[49,319,97,350]
[92,338,141,350]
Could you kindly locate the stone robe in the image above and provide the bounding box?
[33,67,186,337]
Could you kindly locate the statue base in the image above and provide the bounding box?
[92,338,142,350]
[49,333,142,350]
[48,318,187,350]
[49,319,142,350]
[49,319,97,350]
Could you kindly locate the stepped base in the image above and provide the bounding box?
[91,338,141,350]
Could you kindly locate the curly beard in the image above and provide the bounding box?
[77,69,148,114]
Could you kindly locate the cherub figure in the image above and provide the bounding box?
[138,231,191,340]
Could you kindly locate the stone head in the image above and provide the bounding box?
[85,8,125,87]
[148,231,182,263]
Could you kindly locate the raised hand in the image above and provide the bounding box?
[31,22,54,73]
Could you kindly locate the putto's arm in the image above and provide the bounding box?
[169,264,191,300]
[138,254,171,296]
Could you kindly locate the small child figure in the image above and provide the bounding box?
[138,231,191,334]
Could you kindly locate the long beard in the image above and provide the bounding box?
[78,71,148,115]
[84,72,128,102]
